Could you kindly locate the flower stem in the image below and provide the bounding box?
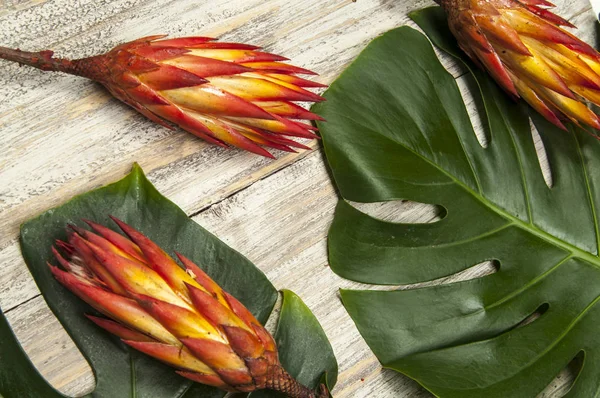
[266,365,329,398]
[0,46,106,82]
[0,46,75,72]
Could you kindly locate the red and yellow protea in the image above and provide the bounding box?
[437,0,600,130]
[0,36,326,157]
[48,217,328,398]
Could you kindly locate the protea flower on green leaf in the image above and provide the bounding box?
[48,216,328,398]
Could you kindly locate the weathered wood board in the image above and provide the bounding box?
[0,0,595,396]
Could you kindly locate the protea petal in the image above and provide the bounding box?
[137,64,208,90]
[222,325,265,358]
[522,38,600,90]
[86,315,156,342]
[123,340,217,375]
[254,101,323,120]
[243,73,326,102]
[181,337,253,387]
[188,42,260,50]
[146,103,229,147]
[537,85,600,129]
[175,252,229,307]
[207,76,323,102]
[223,291,276,351]
[472,47,519,97]
[50,266,180,345]
[67,232,127,295]
[239,133,297,153]
[162,55,253,77]
[82,219,145,262]
[241,62,317,75]
[524,4,576,28]
[227,115,318,138]
[70,225,140,263]
[51,246,80,275]
[177,371,236,391]
[265,73,328,88]
[439,0,600,131]
[187,48,288,63]
[572,85,600,105]
[186,283,253,333]
[108,216,208,302]
[160,85,274,119]
[253,131,313,150]
[135,294,225,343]
[152,37,215,47]
[131,46,191,62]
[496,46,574,98]
[186,113,277,158]
[508,70,566,129]
[474,15,531,55]
[85,240,192,310]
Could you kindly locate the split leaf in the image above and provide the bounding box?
[313,8,600,397]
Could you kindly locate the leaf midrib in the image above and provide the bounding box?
[574,130,600,255]
[333,110,600,268]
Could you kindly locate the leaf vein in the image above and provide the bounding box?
[573,128,600,257]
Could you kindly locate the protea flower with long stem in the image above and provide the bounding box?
[48,216,328,398]
[0,36,326,157]
[436,0,600,130]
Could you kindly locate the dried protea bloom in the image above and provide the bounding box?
[48,217,328,398]
[0,36,326,157]
[437,0,600,130]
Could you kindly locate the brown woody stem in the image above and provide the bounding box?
[0,46,107,82]
[266,365,329,398]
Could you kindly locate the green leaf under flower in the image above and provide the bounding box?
[2,164,336,398]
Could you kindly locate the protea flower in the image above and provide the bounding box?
[437,0,600,130]
[48,216,328,398]
[0,36,326,157]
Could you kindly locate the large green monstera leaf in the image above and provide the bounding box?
[1,164,336,398]
[313,7,600,398]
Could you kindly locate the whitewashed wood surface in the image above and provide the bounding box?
[0,0,595,396]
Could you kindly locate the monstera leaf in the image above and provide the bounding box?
[2,164,337,398]
[313,7,600,398]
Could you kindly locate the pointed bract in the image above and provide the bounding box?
[86,315,156,342]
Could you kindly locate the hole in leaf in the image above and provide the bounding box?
[530,119,553,188]
[396,259,500,291]
[513,303,549,330]
[349,200,445,224]
[5,296,96,396]
[538,350,584,398]
[457,73,490,148]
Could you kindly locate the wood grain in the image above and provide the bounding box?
[0,0,594,396]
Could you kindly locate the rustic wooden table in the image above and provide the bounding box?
[0,0,595,396]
